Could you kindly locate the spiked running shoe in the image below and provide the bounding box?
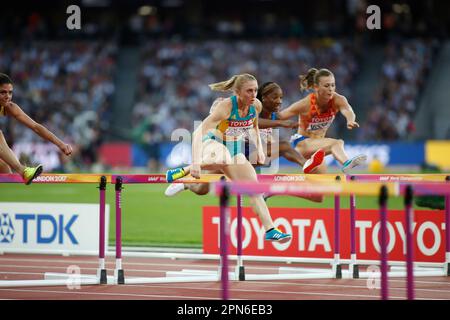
[166,167,187,183]
[164,183,186,196]
[23,164,43,185]
[342,154,367,174]
[265,228,292,243]
[303,149,325,173]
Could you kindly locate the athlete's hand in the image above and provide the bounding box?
[257,149,266,165]
[281,120,298,128]
[60,143,73,156]
[191,164,201,179]
[347,121,359,130]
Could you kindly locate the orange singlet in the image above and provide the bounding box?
[300,93,338,133]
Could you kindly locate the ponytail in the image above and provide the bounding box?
[299,68,333,92]
[209,73,256,92]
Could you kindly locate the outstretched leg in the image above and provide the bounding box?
[0,131,25,174]
[296,138,366,172]
[221,154,291,242]
[0,158,12,173]
[0,131,43,184]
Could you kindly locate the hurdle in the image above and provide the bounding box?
[350,174,450,280]
[216,177,450,300]
[0,174,113,287]
[166,174,348,282]
[1,172,449,294]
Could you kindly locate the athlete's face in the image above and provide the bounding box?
[0,84,13,106]
[262,87,283,112]
[315,75,335,100]
[237,80,258,106]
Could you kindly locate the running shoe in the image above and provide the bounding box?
[342,154,367,174]
[303,149,325,173]
[164,183,186,196]
[265,228,292,243]
[165,167,186,183]
[23,164,43,185]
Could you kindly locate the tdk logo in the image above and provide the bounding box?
[9,214,79,244]
[0,213,15,243]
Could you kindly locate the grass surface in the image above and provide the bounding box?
[0,181,424,248]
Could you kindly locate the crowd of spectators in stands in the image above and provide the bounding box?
[360,37,440,141]
[132,37,361,145]
[1,36,439,171]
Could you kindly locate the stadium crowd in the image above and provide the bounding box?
[0,36,440,171]
[132,37,361,142]
[360,37,440,141]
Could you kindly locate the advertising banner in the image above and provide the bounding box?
[0,202,109,255]
[203,206,445,262]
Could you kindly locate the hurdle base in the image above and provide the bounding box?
[114,269,125,284]
[349,264,360,279]
[166,269,237,281]
[237,266,245,281]
[334,264,342,279]
[97,269,108,284]
[0,277,100,288]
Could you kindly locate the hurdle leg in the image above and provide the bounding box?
[404,185,415,300]
[219,176,230,300]
[446,176,450,276]
[333,175,342,279]
[349,175,359,278]
[114,176,125,284]
[236,194,245,281]
[379,185,389,300]
[97,175,108,284]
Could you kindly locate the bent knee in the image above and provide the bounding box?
[191,183,210,195]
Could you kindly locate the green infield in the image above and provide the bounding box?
[0,181,429,248]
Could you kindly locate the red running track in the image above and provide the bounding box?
[0,253,449,300]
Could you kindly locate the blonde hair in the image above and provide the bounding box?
[299,68,334,92]
[209,73,257,92]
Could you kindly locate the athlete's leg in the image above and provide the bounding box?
[295,138,348,164]
[0,131,25,174]
[278,141,306,166]
[166,139,233,182]
[0,158,12,173]
[296,138,366,173]
[166,140,232,194]
[221,154,276,231]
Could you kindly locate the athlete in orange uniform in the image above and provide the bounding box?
[277,68,366,173]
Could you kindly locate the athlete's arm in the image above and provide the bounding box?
[276,97,309,120]
[335,95,359,130]
[6,102,72,155]
[258,117,298,129]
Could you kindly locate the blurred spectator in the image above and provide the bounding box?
[368,155,385,173]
